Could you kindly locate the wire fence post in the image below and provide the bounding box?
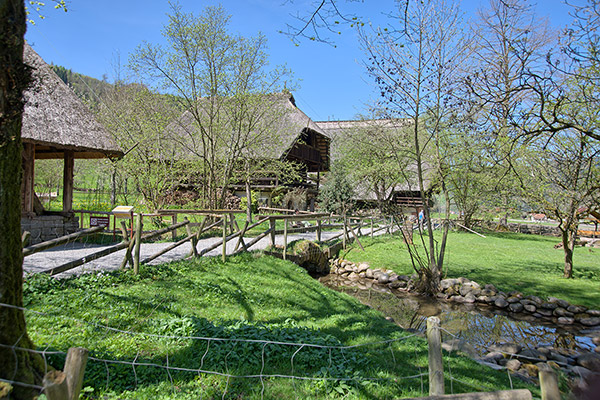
[316,218,322,242]
[133,213,143,274]
[64,347,89,400]
[427,316,444,396]
[43,370,68,400]
[283,218,288,260]
[222,215,227,262]
[171,214,178,241]
[269,217,276,247]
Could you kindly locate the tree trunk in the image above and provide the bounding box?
[0,0,45,397]
[562,229,575,279]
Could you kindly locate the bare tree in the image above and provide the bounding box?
[360,0,469,294]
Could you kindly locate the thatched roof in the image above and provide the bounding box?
[167,92,330,164]
[21,44,123,159]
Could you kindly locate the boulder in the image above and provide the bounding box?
[540,302,558,310]
[378,273,390,284]
[553,307,574,318]
[464,293,476,303]
[576,353,600,372]
[506,296,521,304]
[524,304,537,313]
[494,297,509,309]
[356,263,370,273]
[557,317,575,325]
[588,309,600,317]
[525,295,543,305]
[519,348,546,361]
[509,303,524,313]
[483,351,504,362]
[490,342,522,355]
[365,269,374,279]
[580,317,600,326]
[568,305,588,314]
[506,359,522,371]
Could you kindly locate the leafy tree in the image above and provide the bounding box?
[516,129,600,278]
[317,163,355,215]
[0,0,46,396]
[130,3,294,210]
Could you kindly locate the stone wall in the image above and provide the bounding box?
[21,215,80,244]
[480,221,561,237]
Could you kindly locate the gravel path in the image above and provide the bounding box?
[23,227,367,278]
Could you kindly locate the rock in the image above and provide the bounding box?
[593,337,600,346]
[365,269,374,279]
[356,263,370,273]
[524,304,537,313]
[476,295,490,303]
[484,283,497,292]
[557,317,575,325]
[347,272,360,280]
[358,272,366,278]
[571,365,594,378]
[506,359,522,371]
[490,342,522,355]
[522,363,539,377]
[548,297,570,308]
[588,309,600,317]
[388,273,399,282]
[595,347,600,354]
[464,293,476,303]
[541,302,558,310]
[459,285,473,296]
[481,288,496,296]
[520,299,537,306]
[580,317,600,326]
[476,359,504,370]
[536,309,554,317]
[494,297,509,309]
[576,353,600,372]
[525,295,543,305]
[506,296,521,304]
[553,307,574,317]
[450,295,466,303]
[519,348,546,361]
[440,278,459,290]
[389,280,406,289]
[483,351,504,362]
[378,273,390,284]
[442,339,477,357]
[509,303,524,313]
[568,305,588,314]
[399,274,411,282]
[548,351,570,365]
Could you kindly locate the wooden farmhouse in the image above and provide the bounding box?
[167,93,330,209]
[317,119,433,214]
[21,44,123,243]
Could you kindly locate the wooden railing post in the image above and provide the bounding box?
[171,214,178,241]
[427,316,444,396]
[269,217,276,247]
[133,213,143,274]
[370,217,374,238]
[317,218,322,242]
[185,217,198,257]
[222,216,227,262]
[343,214,347,249]
[283,218,288,260]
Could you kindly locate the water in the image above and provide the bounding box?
[319,274,598,357]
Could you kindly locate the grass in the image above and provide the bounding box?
[341,230,600,309]
[23,253,536,399]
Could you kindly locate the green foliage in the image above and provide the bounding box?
[240,190,259,213]
[22,252,530,398]
[317,164,355,214]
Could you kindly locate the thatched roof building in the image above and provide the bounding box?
[317,119,433,211]
[21,44,122,219]
[22,44,122,160]
[168,92,330,173]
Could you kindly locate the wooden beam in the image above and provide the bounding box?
[63,150,74,213]
[21,142,35,213]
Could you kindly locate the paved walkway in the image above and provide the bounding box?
[23,226,376,278]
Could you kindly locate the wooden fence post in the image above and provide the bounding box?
[64,347,88,400]
[317,219,322,242]
[171,214,178,241]
[185,217,198,257]
[539,366,560,400]
[269,218,276,247]
[370,217,374,238]
[133,213,143,274]
[427,316,444,396]
[222,215,227,262]
[283,219,288,260]
[343,214,347,249]
[43,370,68,400]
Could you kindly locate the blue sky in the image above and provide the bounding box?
[25,1,576,122]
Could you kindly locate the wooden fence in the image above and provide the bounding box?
[40,317,559,400]
[23,208,393,276]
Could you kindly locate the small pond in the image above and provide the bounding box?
[319,274,598,358]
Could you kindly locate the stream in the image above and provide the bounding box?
[319,274,598,359]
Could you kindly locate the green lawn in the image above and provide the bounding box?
[23,253,535,399]
[342,231,600,309]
